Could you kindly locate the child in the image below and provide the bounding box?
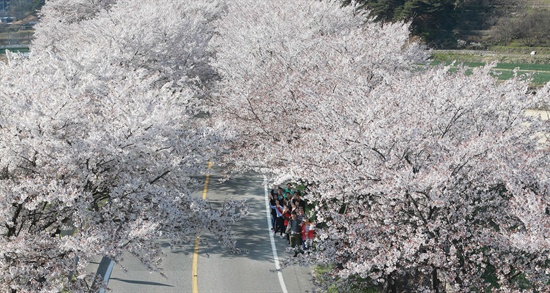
[301,218,315,250]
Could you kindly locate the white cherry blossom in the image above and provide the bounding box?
[0,0,246,292]
[209,0,550,291]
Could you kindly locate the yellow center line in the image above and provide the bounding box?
[192,161,212,293]
[201,161,213,200]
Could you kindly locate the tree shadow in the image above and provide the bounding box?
[109,277,174,287]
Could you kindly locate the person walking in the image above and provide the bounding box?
[287,211,303,257]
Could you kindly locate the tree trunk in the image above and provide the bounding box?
[432,267,440,293]
[385,273,398,293]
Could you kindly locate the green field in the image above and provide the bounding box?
[0,47,29,54]
[0,24,33,57]
[441,62,550,86]
[431,51,550,87]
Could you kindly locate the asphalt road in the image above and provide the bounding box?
[107,170,314,293]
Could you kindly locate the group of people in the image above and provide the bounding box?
[268,183,315,257]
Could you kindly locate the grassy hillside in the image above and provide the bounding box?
[472,0,550,48]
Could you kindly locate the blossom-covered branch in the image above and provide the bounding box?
[210,0,550,291]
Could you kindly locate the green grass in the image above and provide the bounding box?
[0,26,33,56]
[0,47,29,55]
[495,63,550,71]
[430,53,550,86]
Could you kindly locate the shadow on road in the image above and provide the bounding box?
[109,277,174,287]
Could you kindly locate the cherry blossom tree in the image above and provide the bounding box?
[210,0,550,291]
[0,0,246,292]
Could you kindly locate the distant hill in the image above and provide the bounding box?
[482,0,550,48]
[3,0,550,50]
[348,0,550,49]
[0,0,44,20]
